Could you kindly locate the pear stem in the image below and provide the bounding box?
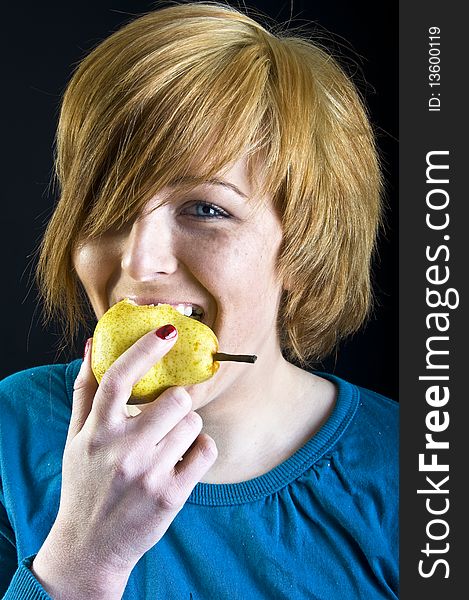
[213,352,257,364]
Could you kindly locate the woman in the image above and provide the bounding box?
[0,3,398,599]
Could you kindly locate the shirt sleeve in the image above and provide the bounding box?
[0,490,16,597]
[1,556,52,600]
[1,495,51,599]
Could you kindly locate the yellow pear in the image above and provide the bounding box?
[91,298,256,404]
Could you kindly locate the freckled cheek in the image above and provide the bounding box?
[193,243,260,289]
[72,244,118,315]
[198,243,281,320]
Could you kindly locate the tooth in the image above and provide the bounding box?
[175,304,186,315]
[184,306,193,316]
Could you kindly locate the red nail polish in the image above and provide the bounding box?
[83,338,92,358]
[155,324,177,340]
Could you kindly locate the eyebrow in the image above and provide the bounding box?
[207,178,249,199]
[173,176,249,200]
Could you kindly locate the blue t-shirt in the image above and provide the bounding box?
[0,360,398,599]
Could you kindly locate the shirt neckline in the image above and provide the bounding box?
[66,360,359,506]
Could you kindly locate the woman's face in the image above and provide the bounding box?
[73,156,285,408]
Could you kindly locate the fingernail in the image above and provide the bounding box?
[83,338,92,359]
[155,324,177,340]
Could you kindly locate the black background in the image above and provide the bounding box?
[2,0,397,400]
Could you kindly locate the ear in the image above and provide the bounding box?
[282,279,292,292]
[280,270,294,292]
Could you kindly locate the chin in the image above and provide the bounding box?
[184,381,217,411]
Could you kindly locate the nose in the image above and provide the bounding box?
[121,209,179,281]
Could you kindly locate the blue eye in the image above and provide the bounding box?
[182,202,230,219]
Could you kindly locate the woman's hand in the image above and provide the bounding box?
[32,326,217,600]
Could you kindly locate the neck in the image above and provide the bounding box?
[197,346,336,484]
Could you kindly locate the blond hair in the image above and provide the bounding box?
[37,1,382,364]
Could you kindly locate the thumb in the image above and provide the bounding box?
[66,337,98,446]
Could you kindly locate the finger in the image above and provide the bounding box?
[150,410,203,469]
[153,434,217,514]
[128,386,194,448]
[67,338,98,445]
[173,433,218,485]
[92,324,178,423]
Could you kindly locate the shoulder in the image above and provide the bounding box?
[306,378,399,595]
[353,384,399,442]
[324,373,398,449]
[314,372,398,487]
[0,361,82,486]
[327,378,399,493]
[0,360,82,422]
[354,385,399,462]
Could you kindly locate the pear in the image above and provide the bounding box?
[91,298,256,404]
